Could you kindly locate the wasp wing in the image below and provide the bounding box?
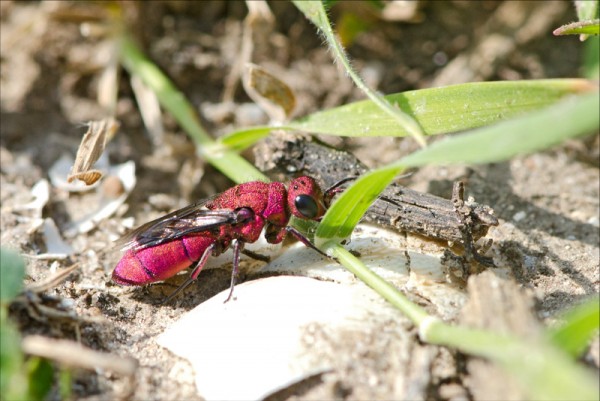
[116,199,241,251]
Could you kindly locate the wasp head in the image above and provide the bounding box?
[287,176,326,220]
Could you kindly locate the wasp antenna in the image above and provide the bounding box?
[395,171,414,181]
[323,176,360,207]
[325,176,359,193]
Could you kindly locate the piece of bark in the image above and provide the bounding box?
[254,133,498,264]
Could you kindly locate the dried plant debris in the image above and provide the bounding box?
[243,63,296,122]
[1,179,73,258]
[64,161,136,237]
[68,118,120,186]
[0,2,592,401]
[31,218,74,260]
[222,0,275,102]
[25,262,81,294]
[22,335,137,379]
[10,262,106,331]
[130,75,164,146]
[49,153,105,192]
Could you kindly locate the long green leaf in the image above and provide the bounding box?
[316,169,400,242]
[398,91,599,166]
[0,248,25,302]
[325,244,430,324]
[553,19,600,36]
[548,296,600,357]
[220,80,595,152]
[218,126,279,152]
[292,79,596,138]
[425,321,599,401]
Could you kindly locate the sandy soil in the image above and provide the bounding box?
[1,1,598,400]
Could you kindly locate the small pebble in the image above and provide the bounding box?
[512,211,527,222]
[102,175,125,198]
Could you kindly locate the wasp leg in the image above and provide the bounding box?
[241,249,270,262]
[160,243,217,305]
[224,239,243,303]
[285,226,334,260]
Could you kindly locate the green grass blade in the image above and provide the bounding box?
[547,296,600,357]
[425,322,599,401]
[1,308,26,400]
[118,34,266,183]
[583,36,600,79]
[325,243,430,324]
[316,169,400,241]
[221,80,594,153]
[293,0,426,146]
[0,248,25,303]
[218,126,282,152]
[25,358,54,401]
[398,91,599,166]
[291,79,596,138]
[317,91,599,240]
[553,19,600,36]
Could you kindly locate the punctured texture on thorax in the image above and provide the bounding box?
[206,181,289,242]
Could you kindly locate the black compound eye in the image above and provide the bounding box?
[294,194,318,218]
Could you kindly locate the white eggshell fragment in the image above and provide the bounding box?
[22,179,50,215]
[29,218,74,260]
[158,276,398,401]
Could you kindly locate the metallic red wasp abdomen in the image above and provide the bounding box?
[112,236,215,285]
